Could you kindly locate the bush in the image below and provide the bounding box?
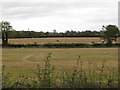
[2,43,120,48]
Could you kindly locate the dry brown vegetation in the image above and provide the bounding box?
[9,37,102,44]
[2,48,118,88]
[3,48,118,76]
[8,37,120,45]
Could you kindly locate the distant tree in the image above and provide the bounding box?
[100,25,119,45]
[0,21,12,45]
[45,32,49,36]
[65,30,71,36]
[53,29,57,35]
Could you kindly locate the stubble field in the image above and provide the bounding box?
[8,37,101,44]
[2,48,118,75]
[2,46,119,88]
[2,37,119,88]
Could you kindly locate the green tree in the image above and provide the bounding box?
[100,25,119,45]
[0,21,12,45]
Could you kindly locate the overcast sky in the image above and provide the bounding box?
[1,0,119,32]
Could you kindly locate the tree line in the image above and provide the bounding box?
[7,30,101,38]
[0,21,120,45]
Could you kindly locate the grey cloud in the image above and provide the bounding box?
[2,2,70,19]
[87,16,117,24]
[2,1,114,20]
[86,7,117,24]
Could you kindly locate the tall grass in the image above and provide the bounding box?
[2,53,118,88]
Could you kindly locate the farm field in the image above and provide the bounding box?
[8,37,102,44]
[8,37,120,45]
[2,48,118,76]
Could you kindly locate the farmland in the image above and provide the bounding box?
[8,37,120,46]
[2,38,119,88]
[8,37,102,44]
[2,37,119,88]
[3,48,118,75]
[1,1,119,87]
[2,47,118,88]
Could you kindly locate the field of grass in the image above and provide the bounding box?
[3,48,118,74]
[2,48,118,88]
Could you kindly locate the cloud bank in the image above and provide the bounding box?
[1,0,119,32]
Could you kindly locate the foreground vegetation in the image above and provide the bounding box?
[3,53,118,88]
[2,48,118,88]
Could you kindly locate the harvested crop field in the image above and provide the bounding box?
[8,37,102,44]
[8,37,120,45]
[2,48,118,75]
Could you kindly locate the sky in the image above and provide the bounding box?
[1,0,119,32]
